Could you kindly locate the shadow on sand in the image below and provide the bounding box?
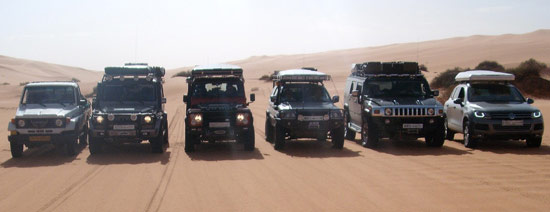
[1,144,87,168]
[186,142,264,161]
[277,139,362,158]
[86,143,170,165]
[347,138,471,156]
[452,139,550,155]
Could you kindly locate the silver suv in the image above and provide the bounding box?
[444,71,544,148]
[7,82,91,157]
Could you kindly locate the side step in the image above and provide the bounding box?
[348,122,362,133]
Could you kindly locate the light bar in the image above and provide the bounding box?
[275,69,331,82]
[191,64,243,78]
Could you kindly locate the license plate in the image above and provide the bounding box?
[210,122,230,128]
[303,116,324,121]
[502,120,524,126]
[113,125,135,130]
[29,136,51,142]
[109,131,136,136]
[403,123,423,129]
[308,122,320,129]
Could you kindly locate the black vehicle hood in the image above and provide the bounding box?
[278,101,339,110]
[367,97,441,107]
[99,106,157,114]
[194,103,248,112]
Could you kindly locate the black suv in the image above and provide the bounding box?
[265,68,345,150]
[88,63,169,154]
[343,62,445,148]
[183,64,255,152]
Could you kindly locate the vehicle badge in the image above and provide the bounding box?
[508,113,516,120]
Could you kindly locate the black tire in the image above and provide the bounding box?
[265,117,273,143]
[463,121,478,148]
[163,119,169,145]
[344,113,356,140]
[331,126,345,149]
[274,123,285,150]
[10,142,23,158]
[526,137,542,148]
[66,138,78,156]
[79,124,88,146]
[89,137,103,155]
[426,128,445,147]
[444,120,454,141]
[361,121,378,148]
[185,130,196,152]
[244,126,255,151]
[151,123,167,154]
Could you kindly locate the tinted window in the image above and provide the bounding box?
[364,78,430,98]
[102,84,156,101]
[22,86,75,104]
[280,84,331,102]
[191,80,244,98]
[468,84,524,102]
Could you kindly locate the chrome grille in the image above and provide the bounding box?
[389,107,428,117]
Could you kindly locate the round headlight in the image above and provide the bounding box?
[144,116,152,123]
[533,111,542,118]
[55,119,63,127]
[427,108,435,115]
[107,114,115,121]
[385,108,393,116]
[130,114,138,121]
[17,119,25,127]
[190,113,202,126]
[236,113,249,125]
[96,116,104,124]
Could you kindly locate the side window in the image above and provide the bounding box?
[450,87,459,99]
[356,83,363,94]
[270,86,279,97]
[457,87,465,100]
[349,81,356,94]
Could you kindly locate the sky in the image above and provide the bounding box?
[1,0,549,71]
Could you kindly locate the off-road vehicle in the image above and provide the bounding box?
[8,81,91,157]
[265,68,345,150]
[88,63,169,154]
[183,64,255,152]
[444,70,544,148]
[343,61,445,148]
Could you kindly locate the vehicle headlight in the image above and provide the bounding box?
[189,113,202,127]
[427,108,435,116]
[130,114,138,121]
[96,116,104,124]
[474,111,486,118]
[330,110,344,119]
[17,119,25,127]
[144,116,152,123]
[533,111,542,118]
[236,113,250,126]
[55,119,63,127]
[107,114,115,121]
[280,111,296,120]
[385,108,393,116]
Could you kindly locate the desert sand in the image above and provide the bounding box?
[1,30,550,211]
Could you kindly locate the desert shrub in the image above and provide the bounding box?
[19,82,29,86]
[259,70,280,81]
[172,70,192,78]
[71,77,80,82]
[419,64,428,72]
[1,82,9,85]
[475,61,505,72]
[506,59,549,98]
[85,86,97,98]
[430,67,469,89]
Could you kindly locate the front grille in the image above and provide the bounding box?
[203,111,234,123]
[489,112,532,120]
[387,107,428,117]
[21,119,62,128]
[493,124,531,131]
[115,115,132,122]
[297,111,328,116]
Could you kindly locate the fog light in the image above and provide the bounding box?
[17,119,25,127]
[108,114,115,121]
[323,114,330,121]
[96,116,104,124]
[130,114,138,121]
[144,116,152,123]
[55,119,63,127]
[385,119,390,124]
[429,119,435,124]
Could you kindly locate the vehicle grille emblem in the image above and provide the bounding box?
[508,113,516,120]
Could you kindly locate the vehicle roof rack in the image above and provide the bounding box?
[104,63,165,77]
[274,68,331,82]
[351,61,420,77]
[455,70,515,82]
[191,64,243,78]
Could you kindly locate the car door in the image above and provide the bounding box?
[267,86,279,126]
[349,81,363,126]
[448,86,466,132]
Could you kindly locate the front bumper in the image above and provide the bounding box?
[8,131,77,145]
[187,125,252,141]
[471,118,544,139]
[277,119,344,138]
[369,116,444,138]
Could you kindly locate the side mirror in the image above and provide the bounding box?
[351,90,359,97]
[161,98,167,104]
[92,98,97,109]
[432,90,439,97]
[183,95,188,103]
[453,98,463,105]
[527,98,535,104]
[332,95,340,103]
[250,93,255,102]
[270,96,277,103]
[78,99,87,106]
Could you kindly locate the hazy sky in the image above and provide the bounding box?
[1,0,549,70]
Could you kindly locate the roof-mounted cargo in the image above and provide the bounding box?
[455,70,515,82]
[351,61,420,76]
[191,64,243,78]
[274,68,331,82]
[104,63,165,77]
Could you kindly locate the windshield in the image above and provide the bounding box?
[468,84,525,102]
[364,78,430,98]
[280,84,331,102]
[102,83,157,102]
[191,80,244,98]
[22,86,75,105]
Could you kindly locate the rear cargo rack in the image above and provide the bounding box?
[351,61,420,77]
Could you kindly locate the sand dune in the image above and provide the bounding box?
[1,30,550,211]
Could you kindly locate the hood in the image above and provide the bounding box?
[279,101,339,111]
[368,97,441,107]
[16,104,78,118]
[468,101,539,112]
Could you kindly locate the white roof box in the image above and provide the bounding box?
[275,69,331,81]
[455,70,515,82]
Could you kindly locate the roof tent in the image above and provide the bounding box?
[352,61,419,75]
[455,70,515,82]
[275,68,331,82]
